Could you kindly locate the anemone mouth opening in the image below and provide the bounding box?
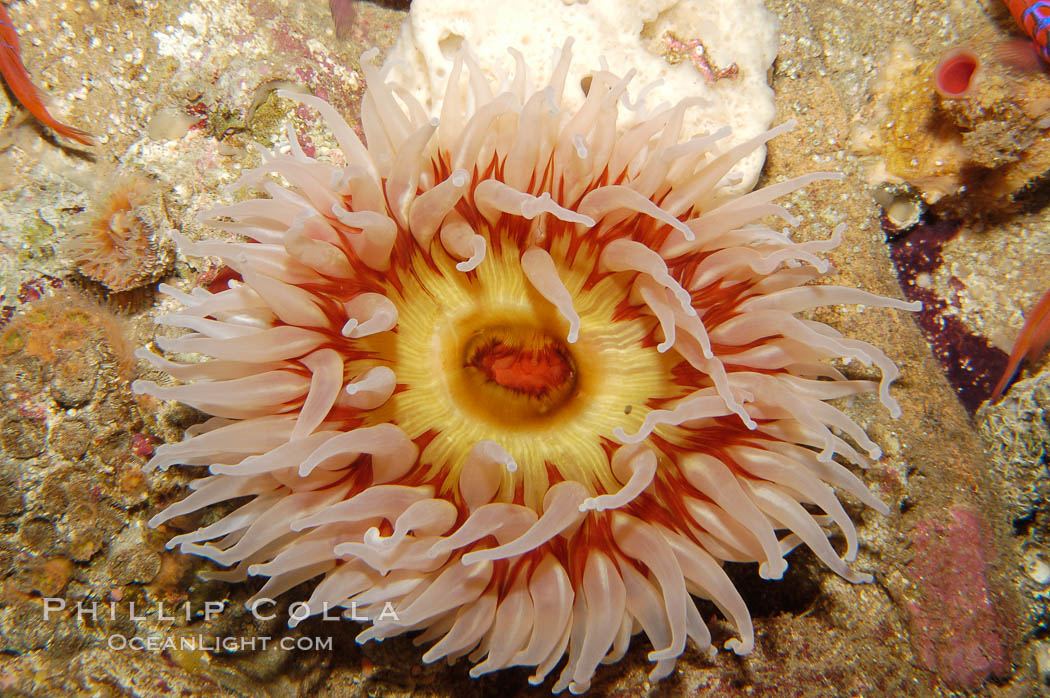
[461,324,580,421]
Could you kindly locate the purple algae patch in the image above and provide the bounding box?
[887,217,1008,412]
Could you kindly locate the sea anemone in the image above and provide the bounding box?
[134,42,918,693]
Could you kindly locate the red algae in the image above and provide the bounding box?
[905,507,1012,689]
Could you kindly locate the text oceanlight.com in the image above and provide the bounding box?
[107,634,334,652]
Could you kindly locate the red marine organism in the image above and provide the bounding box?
[0,3,93,145]
[991,286,1050,399]
[933,47,980,98]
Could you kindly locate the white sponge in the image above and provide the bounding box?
[384,0,779,193]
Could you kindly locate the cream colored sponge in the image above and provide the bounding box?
[384,0,779,193]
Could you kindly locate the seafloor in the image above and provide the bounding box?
[0,0,1046,695]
